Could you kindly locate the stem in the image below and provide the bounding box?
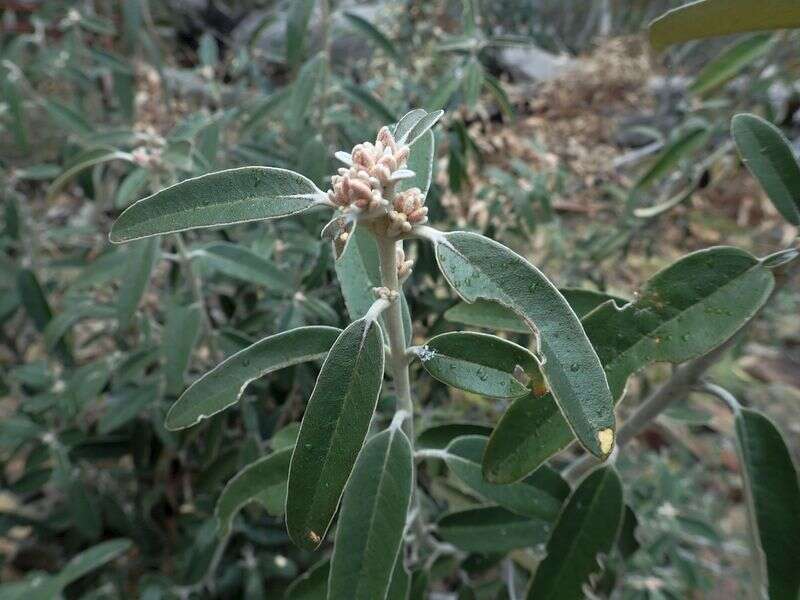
[375,235,414,440]
[564,258,799,484]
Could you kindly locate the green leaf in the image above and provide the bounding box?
[198,242,293,292]
[561,288,627,317]
[40,98,94,136]
[437,506,552,554]
[215,448,292,537]
[329,425,413,600]
[335,224,413,342]
[344,12,400,60]
[47,147,134,201]
[27,539,131,600]
[241,88,291,132]
[43,303,116,351]
[166,326,339,430]
[417,331,539,399]
[434,231,615,459]
[341,82,398,123]
[444,436,567,520]
[587,246,773,400]
[116,237,159,329]
[445,290,627,332]
[287,0,316,69]
[110,167,326,243]
[483,246,775,483]
[690,34,774,96]
[445,299,529,333]
[99,383,158,434]
[734,408,800,600]
[387,555,411,600]
[393,109,444,146]
[163,303,202,396]
[285,558,330,599]
[649,0,800,51]
[732,113,800,226]
[416,423,493,450]
[462,59,484,108]
[286,318,385,550]
[526,467,623,600]
[634,121,709,190]
[400,130,435,196]
[289,54,325,129]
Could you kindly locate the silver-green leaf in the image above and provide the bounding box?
[732,113,800,226]
[286,318,385,550]
[165,326,340,430]
[329,425,413,600]
[215,448,292,537]
[434,231,615,459]
[525,466,624,600]
[110,167,327,242]
[734,408,800,600]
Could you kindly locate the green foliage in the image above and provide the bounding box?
[526,467,624,599]
[286,318,385,549]
[734,409,800,599]
[329,424,413,600]
[732,113,800,225]
[649,0,800,50]
[3,2,800,597]
[434,231,616,458]
[110,167,326,242]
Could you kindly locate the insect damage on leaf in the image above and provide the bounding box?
[598,428,614,456]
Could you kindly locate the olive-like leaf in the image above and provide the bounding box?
[525,467,624,600]
[47,148,134,201]
[215,448,292,537]
[198,242,293,292]
[329,425,413,600]
[116,237,159,329]
[285,558,330,600]
[445,289,626,332]
[163,303,202,396]
[434,231,615,459]
[165,326,340,430]
[286,318,385,550]
[634,121,709,190]
[416,422,492,450]
[732,113,800,226]
[437,506,552,554]
[734,408,800,600]
[335,224,412,342]
[343,11,400,60]
[400,129,435,196]
[14,538,132,600]
[110,167,327,242]
[417,331,540,399]
[649,0,800,51]
[690,34,774,96]
[444,435,567,520]
[484,246,775,483]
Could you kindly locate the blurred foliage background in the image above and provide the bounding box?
[1,0,799,598]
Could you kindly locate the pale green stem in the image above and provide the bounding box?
[375,235,414,441]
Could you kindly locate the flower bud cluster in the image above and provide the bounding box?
[388,187,428,237]
[328,126,410,213]
[396,246,414,281]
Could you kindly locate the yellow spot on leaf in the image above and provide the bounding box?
[598,428,614,455]
[307,530,321,545]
